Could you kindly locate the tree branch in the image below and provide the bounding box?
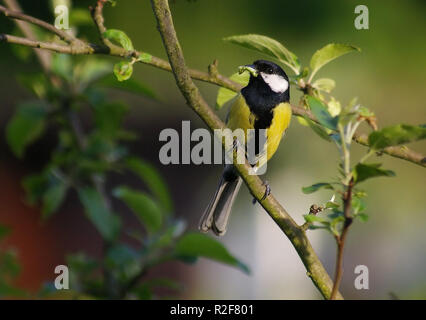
[2,3,422,167]
[330,179,354,300]
[2,0,51,72]
[150,0,342,300]
[90,0,119,49]
[0,4,77,43]
[353,132,425,166]
[0,33,74,53]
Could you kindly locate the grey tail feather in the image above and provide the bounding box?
[199,176,242,236]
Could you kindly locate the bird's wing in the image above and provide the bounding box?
[226,94,256,132]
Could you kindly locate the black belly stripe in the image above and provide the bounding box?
[252,110,273,157]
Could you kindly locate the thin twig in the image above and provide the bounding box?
[354,132,425,167]
[2,0,51,72]
[90,0,116,48]
[0,33,73,53]
[330,179,354,300]
[0,4,77,43]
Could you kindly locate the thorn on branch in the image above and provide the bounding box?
[208,59,219,78]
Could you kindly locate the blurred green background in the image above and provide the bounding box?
[0,0,425,299]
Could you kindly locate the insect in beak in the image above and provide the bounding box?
[238,64,258,77]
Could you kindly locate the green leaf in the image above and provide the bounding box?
[131,285,152,300]
[113,61,133,82]
[97,75,156,98]
[74,59,112,89]
[356,213,369,222]
[327,97,342,117]
[0,251,20,278]
[148,220,186,250]
[103,29,134,51]
[126,157,173,213]
[93,102,128,138]
[138,52,152,63]
[358,106,375,117]
[312,78,336,93]
[304,117,332,142]
[354,190,367,199]
[6,101,48,158]
[175,232,249,274]
[368,124,426,150]
[11,43,32,62]
[302,182,334,194]
[106,0,117,7]
[22,172,47,205]
[310,43,360,79]
[297,116,309,127]
[0,226,10,240]
[352,197,366,215]
[41,176,68,219]
[325,201,339,209]
[330,215,345,236]
[51,53,72,81]
[353,163,395,184]
[223,34,300,74]
[216,72,249,109]
[308,225,329,231]
[113,186,163,233]
[0,283,26,298]
[66,253,98,276]
[16,73,50,99]
[306,96,338,130]
[105,244,142,282]
[0,248,25,298]
[69,9,93,26]
[303,214,329,225]
[78,187,121,241]
[289,67,309,83]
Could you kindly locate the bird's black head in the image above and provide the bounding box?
[252,60,289,81]
[240,60,290,117]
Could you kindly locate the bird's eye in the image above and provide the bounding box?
[267,68,273,73]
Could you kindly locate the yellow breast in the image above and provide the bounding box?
[266,102,292,160]
[226,95,291,161]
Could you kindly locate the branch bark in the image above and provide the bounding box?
[0,4,76,43]
[0,33,74,52]
[150,0,342,299]
[330,179,354,300]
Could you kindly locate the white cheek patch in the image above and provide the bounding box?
[260,72,289,93]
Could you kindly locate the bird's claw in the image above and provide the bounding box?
[261,180,271,201]
[252,180,271,204]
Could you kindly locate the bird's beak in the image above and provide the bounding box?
[238,64,258,77]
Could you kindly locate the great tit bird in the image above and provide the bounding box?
[199,60,292,236]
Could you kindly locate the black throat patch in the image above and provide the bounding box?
[241,76,289,129]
